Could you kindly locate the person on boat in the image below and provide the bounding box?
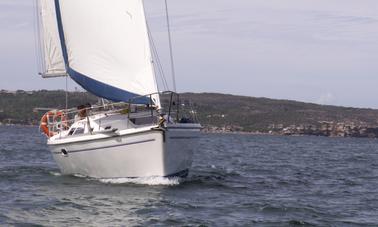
[74,103,91,122]
[158,113,174,127]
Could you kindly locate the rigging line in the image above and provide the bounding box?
[143,3,166,104]
[156,48,169,90]
[146,25,164,90]
[164,0,177,92]
[65,75,69,110]
[148,30,169,90]
[152,45,169,91]
[32,0,42,75]
[38,1,46,73]
[146,23,169,90]
[36,0,45,72]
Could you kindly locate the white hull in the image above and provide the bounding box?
[48,124,201,178]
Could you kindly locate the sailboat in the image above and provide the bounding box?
[36,0,202,178]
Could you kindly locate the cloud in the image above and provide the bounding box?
[1,0,378,108]
[0,0,35,30]
[317,92,336,105]
[0,0,33,7]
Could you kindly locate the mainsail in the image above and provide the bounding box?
[38,0,160,105]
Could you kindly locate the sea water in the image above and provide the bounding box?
[0,126,378,226]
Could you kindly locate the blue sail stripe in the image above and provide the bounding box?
[54,0,69,68]
[68,68,149,103]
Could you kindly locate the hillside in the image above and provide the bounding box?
[180,93,378,137]
[0,90,97,125]
[1,90,378,137]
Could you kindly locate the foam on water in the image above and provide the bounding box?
[98,176,182,186]
[49,171,182,186]
[73,173,88,178]
[49,171,62,176]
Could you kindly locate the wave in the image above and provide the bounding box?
[48,170,182,186]
[98,176,182,186]
[49,171,62,176]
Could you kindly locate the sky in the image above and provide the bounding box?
[0,0,378,108]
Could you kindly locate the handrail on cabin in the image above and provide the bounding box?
[42,91,186,135]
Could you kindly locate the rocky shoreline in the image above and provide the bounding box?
[203,121,378,138]
[271,121,378,138]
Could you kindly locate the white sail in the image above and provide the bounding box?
[56,0,160,104]
[38,0,67,77]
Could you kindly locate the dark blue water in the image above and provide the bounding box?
[1,126,378,226]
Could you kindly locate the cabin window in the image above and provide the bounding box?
[74,127,85,135]
[68,128,76,136]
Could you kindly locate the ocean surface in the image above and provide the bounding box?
[0,126,378,226]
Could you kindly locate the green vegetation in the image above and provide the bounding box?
[1,90,378,134]
[0,90,97,125]
[180,93,378,132]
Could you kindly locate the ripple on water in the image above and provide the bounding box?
[1,128,378,226]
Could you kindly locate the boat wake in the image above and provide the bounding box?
[49,171,183,186]
[98,176,182,186]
